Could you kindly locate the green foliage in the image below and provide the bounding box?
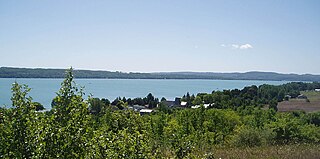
[268,99,278,111]
[203,109,240,144]
[45,68,92,158]
[307,112,320,126]
[157,102,171,114]
[1,69,320,158]
[192,96,203,105]
[1,82,40,158]
[33,102,45,111]
[233,126,275,147]
[89,97,106,115]
[267,113,305,143]
[116,100,126,110]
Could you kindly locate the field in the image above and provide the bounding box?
[207,144,320,159]
[161,144,320,159]
[278,91,320,112]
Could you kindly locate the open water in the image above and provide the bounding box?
[0,78,289,109]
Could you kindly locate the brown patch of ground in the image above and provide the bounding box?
[210,144,320,159]
[278,99,320,112]
[278,91,320,113]
[161,144,320,159]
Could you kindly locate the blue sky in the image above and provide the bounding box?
[1,0,320,74]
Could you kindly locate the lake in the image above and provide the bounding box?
[0,78,289,109]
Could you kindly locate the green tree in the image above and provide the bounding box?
[45,68,91,158]
[269,99,278,112]
[4,82,38,158]
[89,98,106,115]
[33,102,45,111]
[116,100,126,110]
[192,96,202,105]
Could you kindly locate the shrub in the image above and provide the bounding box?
[233,126,274,147]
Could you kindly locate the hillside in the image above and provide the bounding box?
[1,67,320,81]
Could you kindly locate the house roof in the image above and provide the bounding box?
[191,103,213,109]
[164,101,175,106]
[297,94,307,98]
[181,101,187,106]
[140,109,153,113]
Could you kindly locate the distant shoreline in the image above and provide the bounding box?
[1,67,320,81]
[0,77,297,82]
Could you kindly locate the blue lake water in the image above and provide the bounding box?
[0,78,289,109]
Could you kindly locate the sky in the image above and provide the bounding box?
[1,0,320,74]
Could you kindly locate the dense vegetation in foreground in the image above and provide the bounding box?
[1,69,320,158]
[2,66,320,81]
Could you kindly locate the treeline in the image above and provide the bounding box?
[89,81,320,114]
[86,93,160,112]
[2,67,320,81]
[1,69,320,158]
[181,82,320,110]
[0,67,153,79]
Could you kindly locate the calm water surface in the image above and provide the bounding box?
[0,78,288,109]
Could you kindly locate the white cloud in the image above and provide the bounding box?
[239,44,253,49]
[221,43,253,50]
[231,44,239,49]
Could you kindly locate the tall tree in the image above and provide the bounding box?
[47,68,91,158]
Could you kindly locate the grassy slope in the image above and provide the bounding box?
[210,144,320,159]
[160,144,320,159]
[278,91,320,113]
[302,91,320,102]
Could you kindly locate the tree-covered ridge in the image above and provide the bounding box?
[1,69,320,158]
[1,67,320,81]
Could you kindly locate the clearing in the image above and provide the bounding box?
[278,91,320,112]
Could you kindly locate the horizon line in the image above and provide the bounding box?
[1,66,320,76]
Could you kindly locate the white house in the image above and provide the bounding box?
[180,101,188,107]
[139,109,153,115]
[191,103,213,109]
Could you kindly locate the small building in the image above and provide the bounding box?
[203,103,211,108]
[297,94,307,99]
[128,105,146,112]
[163,97,183,107]
[174,98,181,105]
[139,109,153,115]
[164,101,175,107]
[191,103,213,109]
[180,101,188,107]
[284,95,291,101]
[191,105,201,109]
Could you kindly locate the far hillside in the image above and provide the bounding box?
[1,67,320,81]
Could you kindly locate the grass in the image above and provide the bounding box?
[278,91,320,113]
[160,144,320,158]
[301,91,320,102]
[208,144,320,159]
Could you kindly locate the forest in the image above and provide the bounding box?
[2,67,320,81]
[1,68,320,158]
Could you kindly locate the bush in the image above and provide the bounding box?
[233,127,274,147]
[268,99,278,111]
[307,112,320,126]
